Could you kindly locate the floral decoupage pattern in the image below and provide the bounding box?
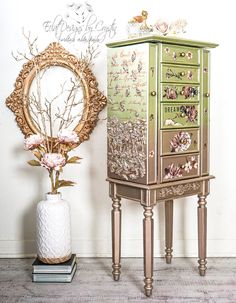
[162,65,199,83]
[162,85,199,102]
[107,44,150,180]
[170,131,191,152]
[163,155,199,181]
[162,103,199,128]
[107,44,148,121]
[162,45,199,65]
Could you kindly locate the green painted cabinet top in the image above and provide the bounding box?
[107,35,218,49]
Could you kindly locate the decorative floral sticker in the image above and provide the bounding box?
[186,51,193,59]
[180,105,198,122]
[164,47,170,53]
[163,86,198,100]
[170,131,191,152]
[187,70,193,80]
[163,87,178,99]
[181,86,198,99]
[164,163,183,179]
[164,156,198,180]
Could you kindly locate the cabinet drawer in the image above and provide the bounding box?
[161,129,199,155]
[161,44,200,65]
[161,103,199,129]
[161,154,200,182]
[161,84,199,102]
[161,64,200,84]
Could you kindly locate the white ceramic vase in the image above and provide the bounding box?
[36,193,72,264]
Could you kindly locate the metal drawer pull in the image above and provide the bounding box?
[151,91,157,96]
[179,71,185,77]
[205,92,210,97]
[179,52,186,57]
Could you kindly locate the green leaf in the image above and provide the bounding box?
[27,160,41,166]
[57,180,76,188]
[67,156,82,164]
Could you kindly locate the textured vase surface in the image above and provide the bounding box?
[36,193,72,264]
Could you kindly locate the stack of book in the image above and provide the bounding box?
[32,254,77,282]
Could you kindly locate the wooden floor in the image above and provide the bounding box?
[0,258,235,302]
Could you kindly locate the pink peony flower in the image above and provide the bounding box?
[24,134,44,150]
[164,163,183,180]
[41,153,66,171]
[57,129,79,144]
[155,20,169,35]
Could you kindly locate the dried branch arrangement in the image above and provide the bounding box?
[9,29,106,194]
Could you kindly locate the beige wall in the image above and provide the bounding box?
[0,0,235,257]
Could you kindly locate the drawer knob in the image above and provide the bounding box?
[151,91,157,96]
[179,52,186,57]
[179,71,185,77]
[205,92,210,97]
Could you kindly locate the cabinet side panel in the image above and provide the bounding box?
[107,44,157,184]
[201,50,210,175]
[147,44,158,183]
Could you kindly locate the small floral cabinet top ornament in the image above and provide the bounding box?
[127,10,187,38]
[6,40,106,193]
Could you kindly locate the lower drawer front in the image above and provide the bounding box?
[161,129,199,155]
[161,154,200,182]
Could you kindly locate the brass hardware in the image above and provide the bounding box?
[180,90,184,95]
[179,52,186,57]
[179,71,185,77]
[149,114,154,121]
[204,108,208,113]
[205,92,210,97]
[150,91,156,96]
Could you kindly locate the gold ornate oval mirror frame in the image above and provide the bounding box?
[6,42,107,145]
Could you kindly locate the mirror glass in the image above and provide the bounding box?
[28,66,84,137]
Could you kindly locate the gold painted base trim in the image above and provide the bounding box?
[38,254,72,264]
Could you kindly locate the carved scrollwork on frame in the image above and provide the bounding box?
[6,42,107,145]
[158,182,201,199]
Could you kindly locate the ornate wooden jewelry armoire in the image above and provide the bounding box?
[106,36,218,296]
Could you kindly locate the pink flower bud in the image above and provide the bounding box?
[41,153,66,171]
[24,134,44,150]
[57,129,79,144]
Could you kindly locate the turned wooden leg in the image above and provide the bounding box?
[143,206,154,297]
[112,197,121,281]
[165,200,173,264]
[198,194,207,276]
